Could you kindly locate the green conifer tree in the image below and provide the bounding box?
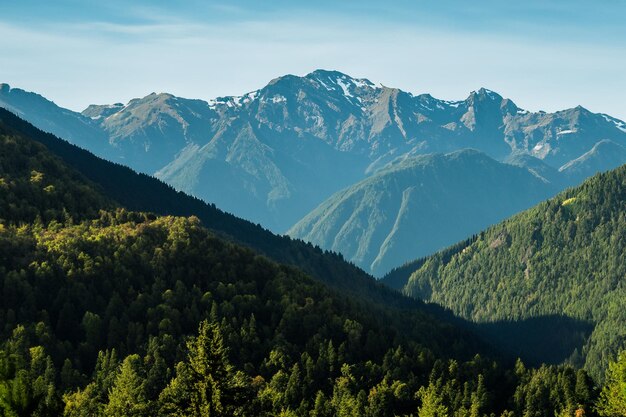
[159,320,249,416]
[596,352,626,417]
[104,354,149,417]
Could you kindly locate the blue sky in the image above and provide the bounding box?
[1,1,625,119]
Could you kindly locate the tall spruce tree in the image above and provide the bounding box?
[159,320,250,416]
[596,352,626,417]
[104,354,149,417]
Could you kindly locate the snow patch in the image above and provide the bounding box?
[477,88,500,100]
[317,78,332,91]
[484,88,498,97]
[336,77,353,98]
[100,103,123,109]
[601,114,626,133]
[271,95,287,104]
[532,142,551,158]
[240,90,259,105]
[207,96,243,109]
[557,129,576,135]
[353,78,375,89]
[444,100,463,108]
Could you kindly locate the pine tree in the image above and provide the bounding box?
[596,352,626,417]
[310,391,331,417]
[104,354,149,417]
[285,363,302,407]
[62,383,103,417]
[159,320,249,416]
[417,382,448,417]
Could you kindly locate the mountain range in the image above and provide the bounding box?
[2,70,626,276]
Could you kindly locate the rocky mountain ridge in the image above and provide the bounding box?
[1,70,625,238]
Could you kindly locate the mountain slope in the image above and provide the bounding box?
[559,139,626,184]
[154,117,365,230]
[88,93,223,173]
[392,163,626,380]
[0,83,111,158]
[2,71,626,232]
[503,106,626,167]
[504,152,563,185]
[0,125,111,224]
[288,149,556,276]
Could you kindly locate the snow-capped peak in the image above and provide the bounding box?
[309,70,379,97]
[465,88,504,104]
[477,88,501,99]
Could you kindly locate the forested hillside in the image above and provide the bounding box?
[395,164,626,381]
[0,105,606,416]
[0,107,408,307]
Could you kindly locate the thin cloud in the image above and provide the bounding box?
[0,13,624,121]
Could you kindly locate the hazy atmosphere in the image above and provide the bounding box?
[2,0,625,119]
[2,2,626,416]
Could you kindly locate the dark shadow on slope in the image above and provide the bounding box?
[473,315,594,366]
